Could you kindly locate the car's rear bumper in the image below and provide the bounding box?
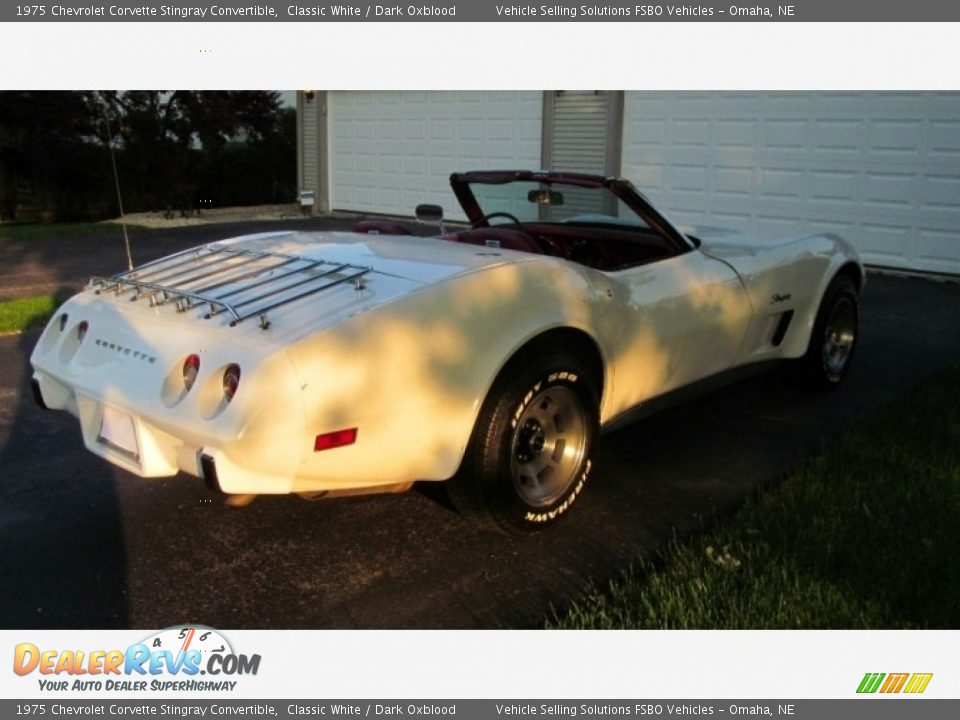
[31,368,299,494]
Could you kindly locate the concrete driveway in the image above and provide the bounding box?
[1,221,958,628]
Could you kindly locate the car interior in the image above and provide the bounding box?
[352,218,678,271]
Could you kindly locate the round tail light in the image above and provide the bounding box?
[223,364,240,402]
[183,354,201,391]
[76,321,89,343]
[222,364,241,402]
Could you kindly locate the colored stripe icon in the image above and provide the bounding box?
[857,672,933,694]
[904,673,935,694]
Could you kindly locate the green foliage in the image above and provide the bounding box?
[0,91,112,220]
[0,295,59,334]
[550,367,960,629]
[0,91,295,221]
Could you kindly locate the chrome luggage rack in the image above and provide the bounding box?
[88,244,372,330]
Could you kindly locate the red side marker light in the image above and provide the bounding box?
[314,428,358,452]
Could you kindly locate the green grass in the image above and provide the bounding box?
[550,365,960,629]
[0,222,123,241]
[0,295,60,334]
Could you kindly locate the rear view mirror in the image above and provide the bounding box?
[527,189,564,206]
[415,204,444,223]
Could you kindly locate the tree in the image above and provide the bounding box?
[0,90,291,220]
[0,91,105,220]
[101,91,284,212]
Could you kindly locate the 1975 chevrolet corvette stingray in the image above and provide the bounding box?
[31,170,863,533]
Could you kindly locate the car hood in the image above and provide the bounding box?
[679,224,794,255]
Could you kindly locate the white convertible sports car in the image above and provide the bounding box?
[31,170,863,533]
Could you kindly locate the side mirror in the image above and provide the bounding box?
[415,204,444,223]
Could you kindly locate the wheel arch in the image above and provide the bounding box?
[448,325,605,532]
[452,325,606,477]
[792,259,863,359]
[495,326,606,400]
[835,260,864,292]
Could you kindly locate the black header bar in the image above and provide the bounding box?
[4,0,960,22]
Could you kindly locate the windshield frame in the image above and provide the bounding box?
[449,170,694,255]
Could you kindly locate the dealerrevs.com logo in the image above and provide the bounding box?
[857,672,933,695]
[13,626,260,692]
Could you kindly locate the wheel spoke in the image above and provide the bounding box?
[552,411,565,434]
[551,437,566,464]
[519,470,541,490]
[822,297,856,377]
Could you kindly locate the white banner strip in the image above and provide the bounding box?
[1,630,956,699]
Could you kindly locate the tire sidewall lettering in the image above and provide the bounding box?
[451,351,598,534]
[511,380,542,429]
[505,368,595,526]
[523,458,591,523]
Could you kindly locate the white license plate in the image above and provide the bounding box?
[97,406,139,459]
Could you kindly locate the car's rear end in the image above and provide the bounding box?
[30,284,308,494]
[29,230,545,496]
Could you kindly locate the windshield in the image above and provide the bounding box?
[469,180,651,231]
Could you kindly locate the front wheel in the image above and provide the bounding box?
[448,352,599,535]
[795,274,859,390]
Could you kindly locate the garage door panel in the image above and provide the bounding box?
[623,91,960,274]
[859,223,911,263]
[714,167,754,196]
[930,121,960,156]
[917,229,960,269]
[330,91,542,220]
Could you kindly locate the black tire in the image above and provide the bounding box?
[448,352,599,535]
[795,274,859,390]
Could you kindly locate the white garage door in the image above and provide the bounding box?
[329,91,542,221]
[622,92,960,275]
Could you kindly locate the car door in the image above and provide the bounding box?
[588,248,753,421]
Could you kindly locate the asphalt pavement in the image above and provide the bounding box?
[1,221,959,628]
[0,217,396,302]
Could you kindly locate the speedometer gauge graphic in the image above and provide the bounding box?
[140,626,234,662]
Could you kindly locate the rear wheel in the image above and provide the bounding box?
[796,274,859,390]
[448,352,599,534]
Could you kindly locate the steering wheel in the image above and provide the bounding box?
[467,212,563,257]
[470,211,522,229]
